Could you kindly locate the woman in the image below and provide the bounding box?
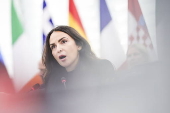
[127,44,150,69]
[42,25,114,113]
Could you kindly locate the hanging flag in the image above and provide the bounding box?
[11,0,38,92]
[128,0,157,61]
[18,0,51,93]
[100,0,126,69]
[69,0,87,40]
[0,51,15,93]
[42,0,54,45]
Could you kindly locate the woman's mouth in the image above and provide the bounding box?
[59,55,66,61]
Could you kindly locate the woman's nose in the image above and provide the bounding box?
[57,46,62,53]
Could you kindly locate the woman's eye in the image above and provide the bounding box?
[51,45,56,50]
[61,40,67,44]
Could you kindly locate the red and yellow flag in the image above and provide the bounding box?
[69,0,88,40]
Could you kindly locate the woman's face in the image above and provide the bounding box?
[127,47,145,68]
[49,31,81,72]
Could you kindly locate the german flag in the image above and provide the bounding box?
[69,0,88,40]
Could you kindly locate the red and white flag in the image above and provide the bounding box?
[128,0,157,61]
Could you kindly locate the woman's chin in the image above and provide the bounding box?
[59,63,69,68]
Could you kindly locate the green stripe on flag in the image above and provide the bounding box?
[11,0,24,45]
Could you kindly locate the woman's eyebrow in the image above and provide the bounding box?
[58,37,66,42]
[50,37,66,45]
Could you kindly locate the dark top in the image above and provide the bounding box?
[46,57,114,91]
[45,57,115,113]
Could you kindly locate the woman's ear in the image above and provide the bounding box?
[78,46,82,51]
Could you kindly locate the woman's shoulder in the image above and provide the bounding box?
[94,59,115,69]
[97,59,112,64]
[86,58,115,75]
[80,57,115,73]
[92,59,115,85]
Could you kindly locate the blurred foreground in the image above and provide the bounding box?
[0,61,170,113]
